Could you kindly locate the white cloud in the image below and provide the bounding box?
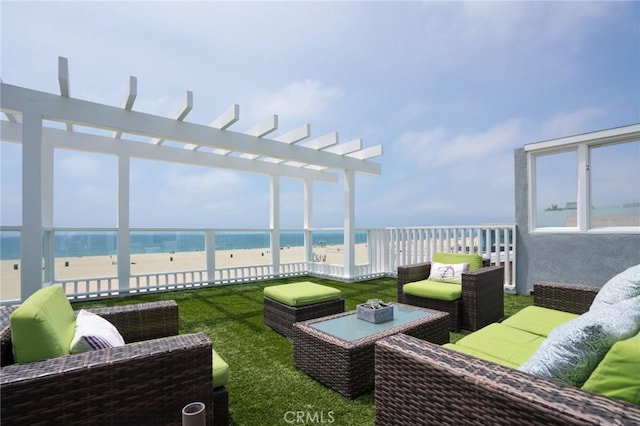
[539,108,605,141]
[394,118,523,170]
[244,80,344,127]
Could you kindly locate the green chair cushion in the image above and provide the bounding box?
[432,252,483,271]
[212,349,230,388]
[263,282,342,307]
[454,323,546,367]
[502,306,578,337]
[403,280,462,301]
[581,332,640,404]
[443,342,519,368]
[10,286,76,363]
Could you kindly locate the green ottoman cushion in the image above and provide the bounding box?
[263,282,342,307]
[581,332,640,404]
[213,349,230,388]
[432,252,483,271]
[502,305,578,337]
[10,286,76,363]
[403,280,462,301]
[454,323,546,367]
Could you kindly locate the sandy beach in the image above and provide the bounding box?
[1,244,369,300]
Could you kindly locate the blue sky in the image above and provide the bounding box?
[1,1,639,229]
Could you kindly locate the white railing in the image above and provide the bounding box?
[0,224,516,303]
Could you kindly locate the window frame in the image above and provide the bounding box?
[526,125,640,234]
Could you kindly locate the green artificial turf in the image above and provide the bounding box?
[73,276,533,425]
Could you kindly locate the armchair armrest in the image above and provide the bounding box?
[86,300,179,343]
[534,281,599,314]
[397,262,431,303]
[375,334,640,426]
[461,265,504,330]
[1,332,214,425]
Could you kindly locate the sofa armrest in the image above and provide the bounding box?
[85,300,179,343]
[375,334,640,426]
[1,332,214,425]
[397,262,431,303]
[461,265,504,330]
[534,281,599,314]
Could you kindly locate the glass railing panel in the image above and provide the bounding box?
[214,231,271,267]
[130,231,206,274]
[0,230,21,301]
[54,230,118,280]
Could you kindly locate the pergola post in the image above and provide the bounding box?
[270,175,281,277]
[343,169,355,279]
[303,179,313,262]
[21,112,44,297]
[117,155,131,292]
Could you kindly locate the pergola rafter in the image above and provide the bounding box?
[0,56,383,300]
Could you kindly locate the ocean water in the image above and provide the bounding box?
[0,230,368,261]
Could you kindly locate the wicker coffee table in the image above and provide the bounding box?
[292,303,449,399]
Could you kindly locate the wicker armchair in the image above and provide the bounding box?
[397,260,504,331]
[0,300,227,425]
[375,281,640,426]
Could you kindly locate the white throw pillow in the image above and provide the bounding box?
[590,264,640,311]
[428,261,469,284]
[70,309,125,354]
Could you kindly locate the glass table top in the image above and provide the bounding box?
[309,304,433,342]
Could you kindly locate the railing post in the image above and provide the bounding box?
[205,230,216,283]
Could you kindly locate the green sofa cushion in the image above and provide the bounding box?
[502,306,578,337]
[443,342,519,368]
[432,252,483,271]
[212,349,230,388]
[518,295,640,387]
[10,286,76,363]
[403,280,462,301]
[263,282,342,307]
[454,323,546,367]
[581,332,640,404]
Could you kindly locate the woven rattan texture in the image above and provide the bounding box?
[398,262,504,332]
[1,299,226,425]
[375,332,640,426]
[293,305,449,399]
[263,296,344,338]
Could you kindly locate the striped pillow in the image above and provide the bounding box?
[69,309,125,354]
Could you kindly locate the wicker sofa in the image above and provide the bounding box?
[375,281,640,425]
[0,297,228,425]
[397,253,504,331]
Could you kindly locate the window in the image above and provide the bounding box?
[527,126,640,233]
[589,141,640,228]
[534,150,578,228]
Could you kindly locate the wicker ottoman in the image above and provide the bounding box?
[264,282,344,338]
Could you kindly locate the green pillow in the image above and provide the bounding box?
[432,253,483,271]
[10,286,76,363]
[582,332,640,404]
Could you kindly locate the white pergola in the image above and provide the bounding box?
[1,57,382,299]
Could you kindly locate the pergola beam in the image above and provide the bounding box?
[115,76,137,139]
[0,120,339,183]
[245,114,278,138]
[276,124,310,144]
[57,57,72,131]
[151,90,193,145]
[1,82,381,174]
